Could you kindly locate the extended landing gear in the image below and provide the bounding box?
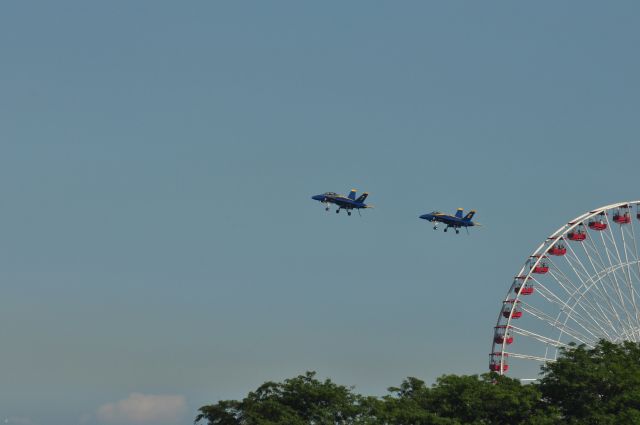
[325,206,330,211]
[336,208,340,214]
[433,225,438,230]
[347,211,352,216]
[455,229,460,234]
[444,227,448,232]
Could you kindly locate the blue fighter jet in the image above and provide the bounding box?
[311,189,372,216]
[419,208,480,234]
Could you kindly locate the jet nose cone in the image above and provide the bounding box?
[312,195,324,201]
[419,214,430,220]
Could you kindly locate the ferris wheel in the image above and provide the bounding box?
[490,201,640,378]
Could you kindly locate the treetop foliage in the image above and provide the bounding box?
[197,340,640,425]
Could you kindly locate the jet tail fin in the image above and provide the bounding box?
[355,192,368,203]
[455,208,464,218]
[463,210,476,221]
[348,189,357,200]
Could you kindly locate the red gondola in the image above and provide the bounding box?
[548,242,566,256]
[568,223,587,241]
[614,214,631,224]
[493,325,513,345]
[588,213,607,231]
[589,222,607,230]
[530,255,549,274]
[532,264,549,274]
[613,206,631,224]
[502,300,522,319]
[494,326,513,345]
[489,352,509,373]
[514,277,534,295]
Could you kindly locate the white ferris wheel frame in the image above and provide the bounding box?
[491,200,640,376]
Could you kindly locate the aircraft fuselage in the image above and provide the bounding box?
[419,212,477,228]
[312,194,368,210]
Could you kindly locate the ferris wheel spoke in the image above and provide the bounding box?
[520,302,598,346]
[542,260,618,336]
[584,233,628,309]
[564,244,635,340]
[602,219,634,306]
[545,265,619,333]
[510,325,573,348]
[556,263,625,324]
[630,205,640,290]
[503,351,555,362]
[534,273,615,337]
[604,218,634,297]
[550,250,623,339]
[533,281,612,340]
[547,250,619,318]
[585,231,631,317]
[556,264,634,342]
[618,222,640,338]
[565,240,623,318]
[626,213,640,329]
[623,225,640,289]
[597,229,637,331]
[603,215,640,341]
[579,231,635,338]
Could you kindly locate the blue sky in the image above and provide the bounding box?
[1,1,640,424]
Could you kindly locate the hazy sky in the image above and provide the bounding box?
[2,2,640,424]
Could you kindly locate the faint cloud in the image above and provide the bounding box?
[4,418,33,425]
[96,393,187,424]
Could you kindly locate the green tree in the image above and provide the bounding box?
[377,374,555,425]
[373,377,459,425]
[539,340,640,424]
[196,371,374,425]
[198,340,640,424]
[428,374,545,425]
[196,371,559,425]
